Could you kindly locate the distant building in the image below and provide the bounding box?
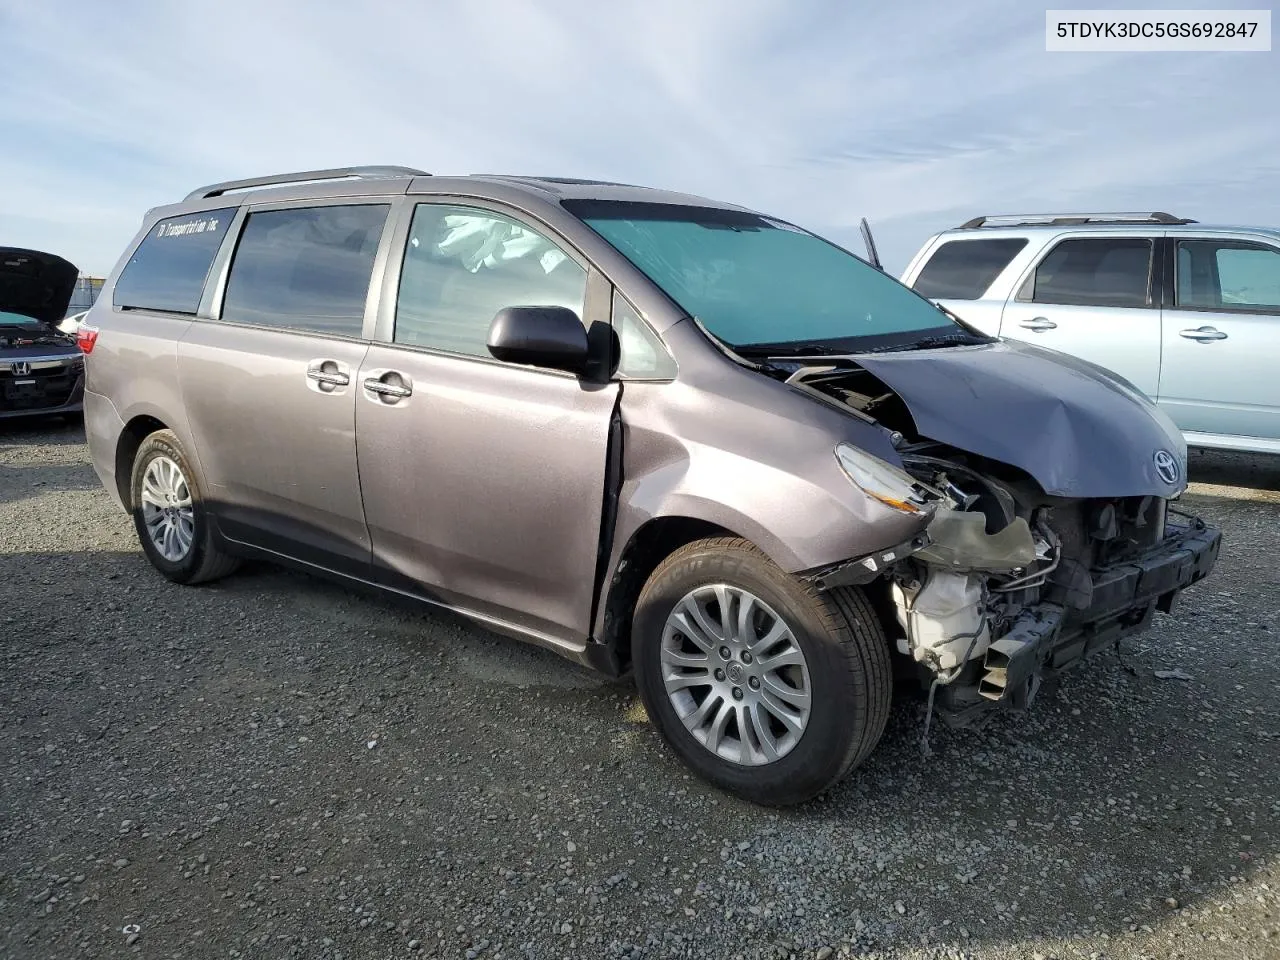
[67,276,105,316]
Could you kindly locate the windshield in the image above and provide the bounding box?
[0,309,42,327]
[564,200,959,352]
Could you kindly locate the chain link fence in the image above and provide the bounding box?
[66,276,105,315]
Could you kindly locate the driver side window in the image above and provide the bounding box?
[394,204,588,358]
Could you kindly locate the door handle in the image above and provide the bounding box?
[1178,326,1228,342]
[364,379,412,398]
[306,359,351,391]
[307,369,351,386]
[1018,317,1057,332]
[363,371,413,402]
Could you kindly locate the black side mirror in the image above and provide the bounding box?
[487,306,589,375]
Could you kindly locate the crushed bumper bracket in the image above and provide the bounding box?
[947,520,1222,718]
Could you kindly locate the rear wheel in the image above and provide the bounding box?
[130,429,239,584]
[632,537,892,806]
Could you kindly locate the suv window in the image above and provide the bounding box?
[912,238,1028,300]
[1022,237,1153,307]
[394,204,587,358]
[220,204,389,336]
[1176,239,1280,311]
[113,208,235,314]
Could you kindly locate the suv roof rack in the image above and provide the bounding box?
[958,211,1196,229]
[184,166,431,202]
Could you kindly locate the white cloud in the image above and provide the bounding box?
[1,0,1277,274]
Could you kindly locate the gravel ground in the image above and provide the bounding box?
[2,422,1278,960]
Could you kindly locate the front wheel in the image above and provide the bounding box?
[130,429,240,584]
[632,537,892,806]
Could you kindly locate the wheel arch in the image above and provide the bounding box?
[596,515,752,673]
[115,414,170,507]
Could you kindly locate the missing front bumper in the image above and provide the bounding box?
[937,519,1222,723]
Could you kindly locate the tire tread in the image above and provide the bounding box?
[132,429,240,585]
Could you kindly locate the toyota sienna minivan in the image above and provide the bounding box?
[80,167,1220,805]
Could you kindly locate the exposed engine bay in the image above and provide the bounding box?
[891,443,1172,715]
[779,359,1221,727]
[0,327,76,349]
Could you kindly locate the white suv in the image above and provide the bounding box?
[900,212,1280,455]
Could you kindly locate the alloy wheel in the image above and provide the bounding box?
[140,455,195,562]
[660,584,812,765]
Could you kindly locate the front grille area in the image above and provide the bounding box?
[1,360,82,411]
[1094,495,1168,565]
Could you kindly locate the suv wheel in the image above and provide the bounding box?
[130,429,239,584]
[633,537,892,806]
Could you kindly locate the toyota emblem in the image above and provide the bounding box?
[11,361,31,376]
[1153,449,1180,485]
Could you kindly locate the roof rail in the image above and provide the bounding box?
[184,166,430,202]
[958,211,1196,229]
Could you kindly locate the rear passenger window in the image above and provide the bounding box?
[113,208,235,314]
[394,204,587,358]
[220,204,389,336]
[1022,238,1153,307]
[911,238,1027,300]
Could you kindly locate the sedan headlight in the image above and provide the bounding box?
[835,443,933,515]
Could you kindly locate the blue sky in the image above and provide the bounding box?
[2,0,1278,276]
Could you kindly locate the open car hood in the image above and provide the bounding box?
[852,339,1187,498]
[0,247,79,327]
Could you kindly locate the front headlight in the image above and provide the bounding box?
[835,443,933,515]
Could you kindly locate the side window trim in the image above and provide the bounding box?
[1011,234,1072,304]
[197,206,249,319]
[1012,234,1158,308]
[371,197,606,377]
[205,197,396,341]
[1165,236,1280,315]
[371,196,417,343]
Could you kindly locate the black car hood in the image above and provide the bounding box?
[0,247,79,327]
[0,340,80,359]
[853,339,1187,498]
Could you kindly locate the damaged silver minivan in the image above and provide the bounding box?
[81,167,1221,805]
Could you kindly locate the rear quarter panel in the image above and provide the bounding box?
[83,310,197,499]
[899,233,1007,335]
[81,203,239,506]
[900,230,1046,337]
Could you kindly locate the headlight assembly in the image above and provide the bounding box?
[835,443,934,515]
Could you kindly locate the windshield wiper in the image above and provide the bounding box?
[736,342,855,358]
[868,332,994,353]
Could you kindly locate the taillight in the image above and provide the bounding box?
[76,324,99,355]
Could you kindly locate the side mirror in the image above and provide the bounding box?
[487,306,589,375]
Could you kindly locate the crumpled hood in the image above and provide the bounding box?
[854,339,1187,498]
[0,247,79,327]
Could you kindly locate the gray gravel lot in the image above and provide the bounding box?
[2,422,1278,960]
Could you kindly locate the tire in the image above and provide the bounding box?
[129,429,240,585]
[632,537,892,806]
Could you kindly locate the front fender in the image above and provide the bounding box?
[619,441,923,574]
[594,377,930,642]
